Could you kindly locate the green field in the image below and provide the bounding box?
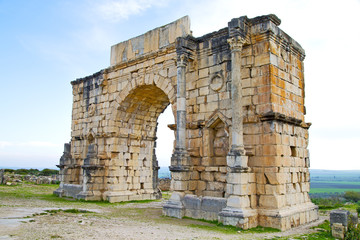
[310,169,360,195]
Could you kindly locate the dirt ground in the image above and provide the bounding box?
[0,184,327,240]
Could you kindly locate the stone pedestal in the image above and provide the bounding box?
[163,192,186,218]
[219,207,258,229]
[330,209,358,239]
[258,202,319,230]
[76,144,104,201]
[54,143,72,197]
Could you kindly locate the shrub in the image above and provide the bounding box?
[345,217,360,239]
[344,191,360,203]
[311,196,345,210]
[356,206,360,216]
[14,169,31,175]
[28,169,40,175]
[4,169,15,174]
[39,169,59,176]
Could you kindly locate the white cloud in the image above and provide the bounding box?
[92,0,169,22]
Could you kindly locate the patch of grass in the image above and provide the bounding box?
[112,199,158,205]
[239,226,281,234]
[188,223,238,234]
[43,209,93,214]
[161,191,171,200]
[312,220,331,231]
[311,197,345,210]
[50,235,62,238]
[63,208,92,214]
[183,217,280,235]
[272,220,334,240]
[0,183,159,209]
[0,183,60,200]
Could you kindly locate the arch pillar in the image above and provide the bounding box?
[171,53,190,169]
[219,34,257,229]
[164,52,192,218]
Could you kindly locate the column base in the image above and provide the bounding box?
[258,202,319,231]
[54,183,82,198]
[76,190,103,201]
[163,192,185,218]
[218,207,258,229]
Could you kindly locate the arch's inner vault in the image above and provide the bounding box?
[55,14,318,231]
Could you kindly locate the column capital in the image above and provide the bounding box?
[227,36,246,52]
[177,54,189,67]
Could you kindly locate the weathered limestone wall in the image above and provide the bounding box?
[55,14,318,231]
[162,15,317,230]
[55,16,190,202]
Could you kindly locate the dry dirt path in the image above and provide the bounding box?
[0,201,327,240]
[0,184,326,240]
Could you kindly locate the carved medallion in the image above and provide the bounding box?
[210,74,224,92]
[88,104,96,117]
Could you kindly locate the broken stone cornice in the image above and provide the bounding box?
[71,70,105,86]
[249,14,305,59]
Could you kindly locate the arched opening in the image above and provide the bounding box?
[111,84,174,199]
[156,105,174,191]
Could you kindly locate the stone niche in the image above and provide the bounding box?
[55,14,318,231]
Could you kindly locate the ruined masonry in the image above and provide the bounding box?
[55,15,318,230]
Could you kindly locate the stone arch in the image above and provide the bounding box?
[104,82,175,202]
[111,75,176,116]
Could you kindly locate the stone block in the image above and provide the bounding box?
[257,184,265,195]
[265,184,286,195]
[188,180,197,191]
[256,173,266,184]
[197,181,206,191]
[226,195,250,208]
[205,166,219,172]
[206,182,225,191]
[172,180,188,191]
[201,196,227,213]
[233,184,255,195]
[201,172,214,181]
[330,210,350,227]
[199,87,209,96]
[265,172,288,184]
[184,194,201,210]
[214,157,227,166]
[214,172,226,182]
[332,223,345,239]
[259,195,286,209]
[202,190,224,198]
[227,172,249,184]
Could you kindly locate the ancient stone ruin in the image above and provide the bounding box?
[55,14,318,230]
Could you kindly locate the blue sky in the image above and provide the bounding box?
[0,0,359,170]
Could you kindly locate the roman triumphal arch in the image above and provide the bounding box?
[55,15,318,230]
